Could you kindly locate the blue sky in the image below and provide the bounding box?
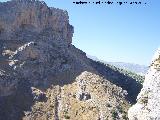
[1,0,160,65]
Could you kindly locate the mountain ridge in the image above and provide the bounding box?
[87,54,148,75]
[0,0,142,120]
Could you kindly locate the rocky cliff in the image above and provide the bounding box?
[0,0,142,120]
[128,48,160,120]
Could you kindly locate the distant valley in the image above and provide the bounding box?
[87,54,148,75]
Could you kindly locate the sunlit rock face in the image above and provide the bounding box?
[128,48,160,120]
[0,0,73,45]
[0,0,75,97]
[0,0,142,120]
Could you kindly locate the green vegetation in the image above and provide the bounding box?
[64,115,70,119]
[106,64,145,84]
[63,110,70,119]
[122,114,128,120]
[111,109,118,120]
[117,106,128,120]
[117,106,123,113]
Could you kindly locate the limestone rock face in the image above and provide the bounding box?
[0,0,73,45]
[128,48,160,120]
[0,0,75,97]
[0,0,141,120]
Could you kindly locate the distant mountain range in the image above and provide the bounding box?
[87,54,148,75]
[107,62,148,75]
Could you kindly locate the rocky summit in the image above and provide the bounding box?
[0,0,142,120]
[128,48,160,120]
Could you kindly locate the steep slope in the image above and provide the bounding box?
[89,60,142,103]
[128,48,160,120]
[105,64,145,84]
[0,0,141,120]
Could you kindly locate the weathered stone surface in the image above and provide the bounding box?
[0,0,75,97]
[128,48,160,120]
[0,0,142,120]
[0,0,73,45]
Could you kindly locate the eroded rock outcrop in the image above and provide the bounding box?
[128,48,160,120]
[0,0,75,97]
[0,0,142,120]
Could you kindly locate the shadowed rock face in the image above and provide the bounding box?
[128,48,160,120]
[0,0,141,120]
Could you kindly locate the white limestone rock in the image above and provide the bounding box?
[128,48,160,120]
